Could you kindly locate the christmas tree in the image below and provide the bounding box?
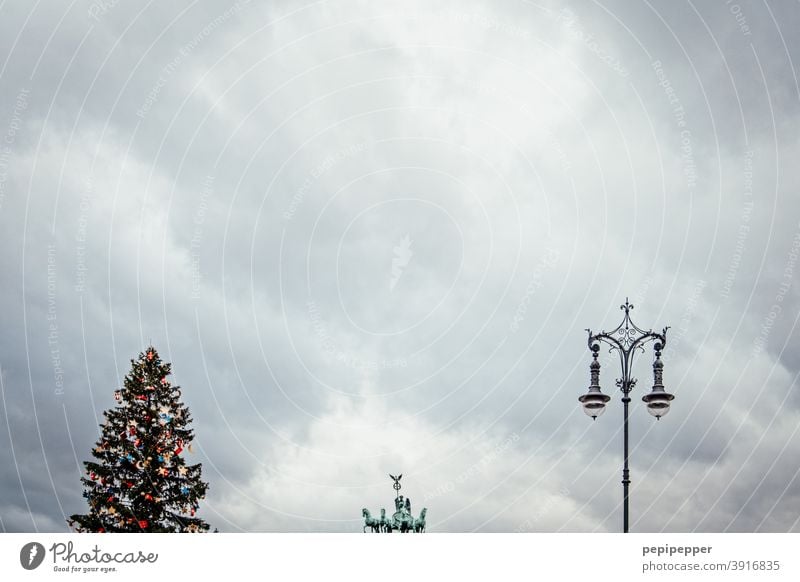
[69,346,211,532]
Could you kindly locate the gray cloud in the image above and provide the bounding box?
[1,0,799,533]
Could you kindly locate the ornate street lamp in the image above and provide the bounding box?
[579,299,673,532]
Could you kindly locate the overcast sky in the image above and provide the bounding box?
[1,0,799,533]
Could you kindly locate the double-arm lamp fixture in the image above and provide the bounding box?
[578,299,674,532]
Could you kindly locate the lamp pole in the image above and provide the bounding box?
[578,299,673,533]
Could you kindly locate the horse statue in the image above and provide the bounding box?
[393,508,414,532]
[379,508,392,533]
[361,474,427,533]
[413,508,427,533]
[362,508,380,533]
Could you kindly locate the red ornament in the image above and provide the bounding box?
[138,519,148,529]
[106,496,114,503]
[98,527,105,533]
[126,481,133,488]
[145,493,154,501]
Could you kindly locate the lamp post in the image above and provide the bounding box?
[578,299,673,533]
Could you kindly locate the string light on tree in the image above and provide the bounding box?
[68,347,211,533]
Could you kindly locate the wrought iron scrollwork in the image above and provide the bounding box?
[586,298,668,394]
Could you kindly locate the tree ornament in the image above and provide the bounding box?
[69,346,211,533]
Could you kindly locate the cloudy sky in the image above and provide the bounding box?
[1,0,799,533]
